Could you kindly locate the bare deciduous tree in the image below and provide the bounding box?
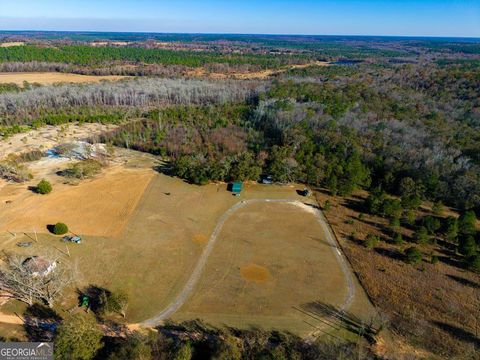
[0,251,77,308]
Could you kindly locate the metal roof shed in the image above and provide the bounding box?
[231,182,243,193]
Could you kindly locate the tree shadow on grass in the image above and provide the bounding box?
[77,284,111,320]
[436,239,457,253]
[23,303,61,342]
[300,301,380,344]
[27,185,39,194]
[153,162,174,176]
[435,248,466,269]
[374,247,405,262]
[446,274,479,289]
[343,198,366,214]
[433,321,480,348]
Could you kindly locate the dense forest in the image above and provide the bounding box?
[0,45,311,68]
[89,62,480,215]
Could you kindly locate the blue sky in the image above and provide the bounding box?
[0,0,479,37]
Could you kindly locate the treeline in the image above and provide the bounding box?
[48,314,375,360]
[0,61,266,77]
[0,78,262,126]
[0,45,310,68]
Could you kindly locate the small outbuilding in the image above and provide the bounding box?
[229,182,243,195]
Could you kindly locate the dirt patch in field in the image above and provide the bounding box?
[0,165,154,237]
[193,234,208,245]
[240,263,271,283]
[0,72,129,86]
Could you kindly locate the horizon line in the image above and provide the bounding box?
[1,29,480,40]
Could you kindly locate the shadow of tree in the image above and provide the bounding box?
[343,198,366,214]
[153,162,174,176]
[23,303,61,342]
[77,284,111,320]
[374,247,405,262]
[300,301,380,343]
[446,274,479,289]
[433,321,480,348]
[435,248,466,269]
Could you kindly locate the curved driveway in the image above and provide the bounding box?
[141,198,355,328]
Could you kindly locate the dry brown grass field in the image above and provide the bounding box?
[186,61,331,79]
[0,165,153,237]
[0,153,374,337]
[0,72,128,86]
[315,190,480,358]
[173,201,375,336]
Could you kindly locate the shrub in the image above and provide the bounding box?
[389,217,401,231]
[432,201,444,216]
[405,246,422,265]
[106,290,129,318]
[422,216,441,235]
[459,236,477,257]
[174,341,192,360]
[467,255,480,273]
[323,200,331,211]
[431,254,439,265]
[0,162,32,182]
[458,211,477,237]
[364,234,379,249]
[414,226,430,244]
[402,209,417,226]
[444,216,458,243]
[52,223,68,235]
[393,232,404,245]
[61,159,103,179]
[107,333,151,360]
[36,179,52,194]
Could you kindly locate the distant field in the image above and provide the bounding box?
[0,42,25,48]
[0,72,128,86]
[188,61,331,79]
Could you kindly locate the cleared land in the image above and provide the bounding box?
[0,165,153,237]
[187,61,331,79]
[0,123,118,161]
[0,72,128,86]
[0,150,373,335]
[170,200,375,335]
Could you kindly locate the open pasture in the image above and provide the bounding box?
[0,72,128,86]
[0,162,373,335]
